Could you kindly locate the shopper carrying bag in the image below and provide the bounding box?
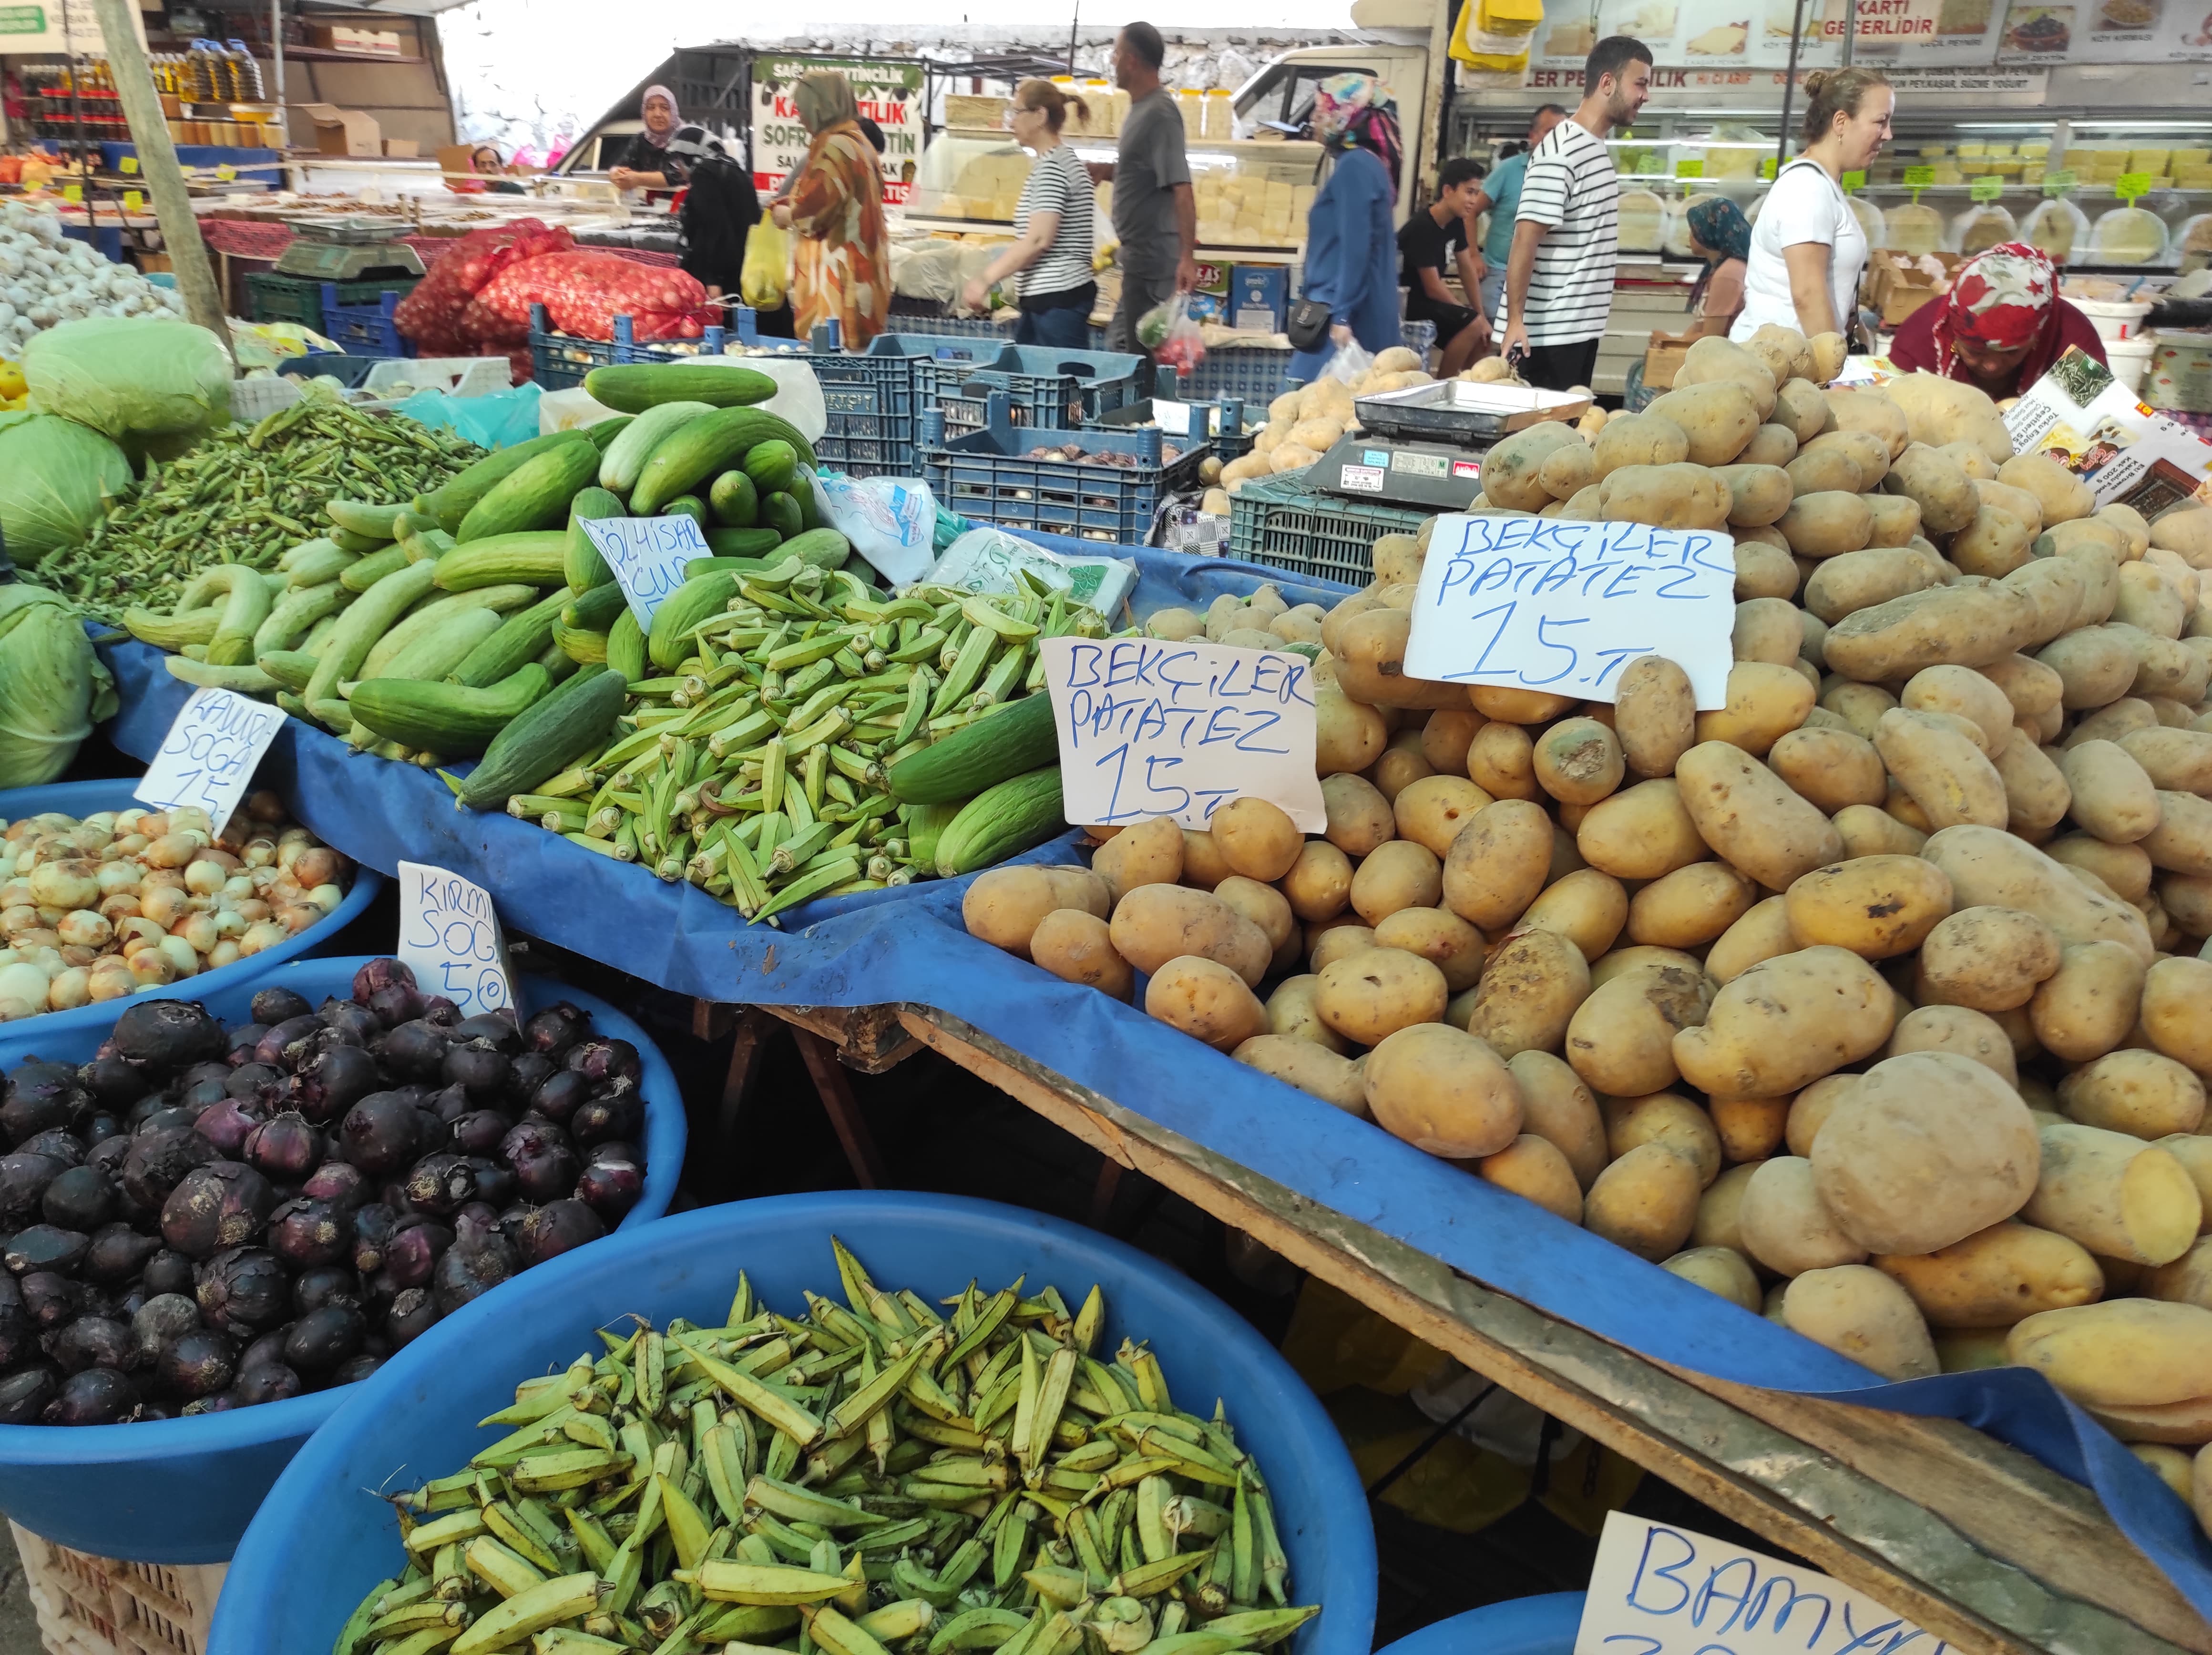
[961,80,1100,349]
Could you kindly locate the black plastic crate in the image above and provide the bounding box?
[921,394,1208,544]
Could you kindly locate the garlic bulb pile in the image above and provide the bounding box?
[0,794,353,1020]
[0,202,187,361]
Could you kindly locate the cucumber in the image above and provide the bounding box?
[424,430,595,535]
[887,693,1059,806]
[328,525,387,555]
[562,582,629,631]
[662,495,709,528]
[451,587,572,689]
[683,556,773,581]
[630,408,818,515]
[599,401,714,495]
[431,532,569,591]
[350,664,553,757]
[709,469,759,527]
[341,546,411,593]
[256,650,319,694]
[584,362,779,413]
[903,801,964,873]
[606,607,647,684]
[369,606,504,685]
[647,571,741,671]
[555,623,609,664]
[454,664,628,809]
[792,471,820,530]
[933,766,1065,878]
[399,523,455,564]
[304,557,442,716]
[759,492,803,540]
[563,487,627,593]
[584,415,634,452]
[706,527,782,559]
[744,439,799,497]
[459,439,602,543]
[780,528,852,571]
[325,499,407,540]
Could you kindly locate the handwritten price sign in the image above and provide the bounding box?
[1404,515,1735,709]
[1041,636,1325,832]
[133,688,287,835]
[398,861,514,1017]
[583,514,711,630]
[1574,1512,1935,1654]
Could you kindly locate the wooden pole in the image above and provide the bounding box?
[87,0,235,363]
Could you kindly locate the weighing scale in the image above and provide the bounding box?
[1311,380,1591,511]
[273,220,426,281]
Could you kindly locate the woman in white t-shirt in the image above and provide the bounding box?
[1731,69,1894,347]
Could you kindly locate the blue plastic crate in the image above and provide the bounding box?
[1083,372,1259,462]
[806,327,1015,477]
[921,394,1209,543]
[527,306,730,389]
[319,284,411,357]
[1227,465,1425,584]
[1181,346,1293,404]
[919,342,1145,441]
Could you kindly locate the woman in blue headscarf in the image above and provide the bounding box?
[1684,195,1751,329]
[1288,74,1405,385]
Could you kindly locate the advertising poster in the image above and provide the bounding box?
[1527,0,2206,66]
[752,56,925,206]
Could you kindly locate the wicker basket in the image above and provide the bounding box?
[12,1522,225,1655]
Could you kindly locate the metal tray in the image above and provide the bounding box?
[1352,378,1590,444]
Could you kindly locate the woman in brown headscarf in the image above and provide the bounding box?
[771,72,889,347]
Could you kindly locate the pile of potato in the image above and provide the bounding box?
[966,320,2212,1539]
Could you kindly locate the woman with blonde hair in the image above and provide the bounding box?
[961,81,1099,347]
[1732,67,1892,346]
[773,72,891,347]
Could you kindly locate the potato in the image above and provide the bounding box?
[1534,442,1598,502]
[1364,1022,1523,1156]
[1802,548,1934,624]
[2158,873,2212,938]
[1459,927,1590,1058]
[1874,709,2009,831]
[1598,463,1732,531]
[2024,940,2147,1065]
[1785,442,1867,498]
[2058,1051,2205,1144]
[1466,721,1539,801]
[1502,1049,1607,1189]
[1265,974,1347,1052]
[2055,740,2161,848]
[1916,906,2061,1012]
[2147,1238,2212,1312]
[1392,775,1493,858]
[2142,957,2212,1074]
[1711,1096,1789,1162]
[1949,505,2037,580]
[1677,335,1782,418]
[1824,583,2041,682]
[1675,741,1846,891]
[1308,922,1379,975]
[1785,1266,1940,1379]
[1887,1004,2017,1087]
[1482,422,1584,511]
[1734,539,1802,603]
[2120,726,2212,794]
[1832,804,1926,859]
[1740,1155,1869,1275]
[1662,1246,1763,1310]
[1588,945,1705,988]
[1873,1221,2103,1329]
[1279,841,1352,925]
[1628,862,1757,949]
[1373,906,1487,994]
[1092,817,1184,905]
[2024,1123,2203,1267]
[1712,463,1792,529]
[1822,680,1900,742]
[1810,1052,2041,1255]
[1320,774,1394,858]
[1314,681,1389,776]
[1783,855,1952,959]
[1695,1162,1762,1254]
[1232,1035,1367,1114]
[1881,443,1978,536]
[1517,869,1629,962]
[1698,895,1792,985]
[1741,423,1800,470]
[2142,790,2212,876]
[2008,1299,2212,1407]
[1591,411,1690,477]
[1584,1142,1704,1261]
[1742,323,1813,384]
[1333,609,1467,712]
[1110,885,1269,982]
[1145,956,1267,1051]
[1921,825,2154,960]
[1999,452,2095,526]
[1767,727,1885,814]
[1316,947,1450,1046]
[1887,372,2013,465]
[1614,656,1698,778]
[1902,665,2016,757]
[2150,503,2212,567]
[1647,381,1761,467]
[1598,1091,1716,1185]
[1348,840,1444,927]
[1413,710,1477,775]
[1442,799,1555,931]
[1786,1073,1859,1159]
[1774,376,1830,443]
[1672,945,1893,1101]
[1475,1134,1584,1224]
[1988,737,2073,838]
[963,866,1113,958]
[1936,439,1999,482]
[1172,830,1230,892]
[1209,878,1292,957]
[1029,909,1136,1000]
[1565,960,1712,1096]
[1695,661,1814,756]
[1778,491,1875,561]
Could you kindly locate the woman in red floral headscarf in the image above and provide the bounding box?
[1888,241,2106,399]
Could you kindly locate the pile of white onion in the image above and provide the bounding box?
[0,792,351,1020]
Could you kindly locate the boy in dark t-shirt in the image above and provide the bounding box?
[1397,156,1489,374]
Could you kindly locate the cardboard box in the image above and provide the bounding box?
[1865,250,1964,328]
[1640,320,1729,390]
[294,102,380,157]
[1232,265,1288,333]
[382,138,420,158]
[306,23,403,56]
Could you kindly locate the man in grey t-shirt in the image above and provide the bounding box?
[1098,21,1196,357]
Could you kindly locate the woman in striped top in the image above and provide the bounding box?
[962,80,1099,348]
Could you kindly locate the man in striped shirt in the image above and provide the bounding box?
[1497,35,1654,393]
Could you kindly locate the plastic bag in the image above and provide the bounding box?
[394,381,543,450]
[1136,293,1208,376]
[742,222,791,309]
[810,472,939,586]
[22,317,231,439]
[1324,339,1374,386]
[929,525,1138,615]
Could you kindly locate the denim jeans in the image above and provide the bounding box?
[1015,304,1093,348]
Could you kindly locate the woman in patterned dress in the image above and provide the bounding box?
[773,72,890,347]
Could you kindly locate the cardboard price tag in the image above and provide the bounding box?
[1759,157,1778,180]
[214,164,237,182]
[397,861,515,1017]
[1404,515,1735,708]
[2042,168,2079,196]
[1970,174,2005,202]
[119,155,138,174]
[583,513,711,630]
[61,184,82,204]
[1902,165,1936,188]
[1840,169,1866,192]
[1041,636,1325,832]
[1574,1512,1934,1654]
[123,190,143,213]
[1672,158,1702,179]
[133,688,287,836]
[2116,172,2153,201]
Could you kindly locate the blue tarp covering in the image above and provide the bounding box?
[97,538,2212,1626]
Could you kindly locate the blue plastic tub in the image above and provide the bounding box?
[0,956,686,1564]
[210,1191,1376,1655]
[0,779,385,1064]
[1373,1596,1585,1655]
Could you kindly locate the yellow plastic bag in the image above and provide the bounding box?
[742,221,791,309]
[1453,0,1545,70]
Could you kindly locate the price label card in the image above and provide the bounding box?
[1041,636,1325,832]
[2116,171,2153,201]
[1760,156,1778,180]
[1575,1512,1934,1654]
[1404,515,1735,709]
[397,861,515,1017]
[1840,169,1866,192]
[215,164,237,182]
[1970,174,2006,202]
[1672,158,1703,179]
[61,184,82,204]
[1902,165,1936,188]
[123,190,143,213]
[2043,168,2079,195]
[119,155,138,174]
[584,513,711,630]
[133,688,287,835]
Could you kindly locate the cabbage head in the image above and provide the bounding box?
[0,412,132,567]
[0,586,116,790]
[23,317,233,439]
